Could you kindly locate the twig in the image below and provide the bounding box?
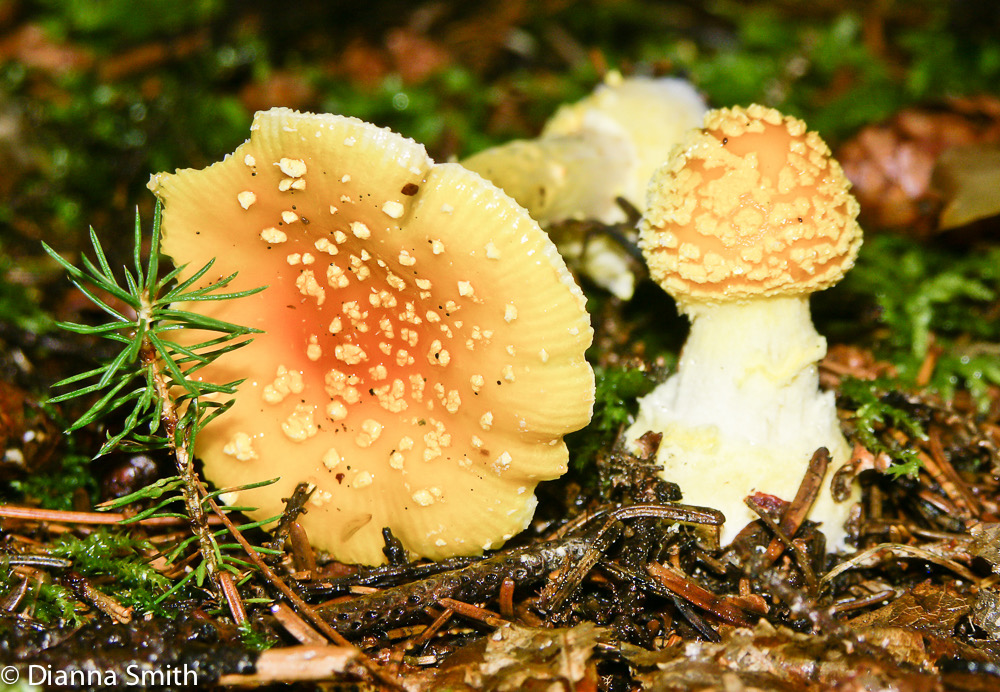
[271,602,327,645]
[498,577,515,620]
[218,570,247,625]
[821,542,981,588]
[0,578,30,613]
[0,504,220,527]
[3,554,73,568]
[745,496,819,593]
[288,522,318,575]
[829,588,897,615]
[437,597,507,628]
[263,483,315,556]
[216,645,359,686]
[920,428,981,519]
[755,447,830,569]
[63,572,133,624]
[646,561,755,627]
[142,344,221,585]
[408,607,454,652]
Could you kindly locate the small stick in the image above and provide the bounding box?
[289,522,318,575]
[821,542,980,588]
[216,645,358,686]
[761,447,829,567]
[921,429,981,519]
[5,555,72,569]
[498,577,515,620]
[408,607,454,652]
[437,597,507,629]
[0,578,29,613]
[541,502,724,612]
[0,504,219,527]
[63,573,133,624]
[218,571,247,626]
[829,588,896,615]
[263,483,315,555]
[915,341,941,387]
[646,561,755,627]
[271,602,327,645]
[745,496,819,593]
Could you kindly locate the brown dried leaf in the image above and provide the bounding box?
[932,144,1000,229]
[625,620,940,691]
[468,622,604,691]
[972,588,1000,639]
[970,522,1000,574]
[846,580,974,638]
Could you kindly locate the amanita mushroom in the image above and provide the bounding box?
[148,108,594,565]
[626,104,863,549]
[463,73,707,298]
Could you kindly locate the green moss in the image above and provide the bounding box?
[7,454,98,511]
[37,0,225,45]
[1,561,83,626]
[836,235,1000,409]
[237,619,279,652]
[838,378,926,478]
[50,529,174,615]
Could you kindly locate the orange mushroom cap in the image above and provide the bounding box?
[641,104,862,303]
[148,108,594,565]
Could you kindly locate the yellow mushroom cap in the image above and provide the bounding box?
[147,108,594,565]
[640,104,862,303]
[543,73,708,211]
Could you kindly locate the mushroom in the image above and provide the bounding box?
[147,108,594,565]
[463,73,707,298]
[626,104,863,549]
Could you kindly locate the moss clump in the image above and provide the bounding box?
[568,364,657,474]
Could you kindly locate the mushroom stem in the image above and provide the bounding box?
[629,295,856,548]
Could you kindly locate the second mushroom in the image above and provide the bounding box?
[627,104,863,549]
[148,108,594,565]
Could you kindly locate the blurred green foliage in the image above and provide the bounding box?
[838,235,1000,408]
[37,0,224,45]
[6,453,97,510]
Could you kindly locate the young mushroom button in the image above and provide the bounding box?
[626,104,863,549]
[148,108,594,565]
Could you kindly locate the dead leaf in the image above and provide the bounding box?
[970,522,1000,574]
[972,588,1000,639]
[846,580,974,638]
[625,620,943,691]
[468,622,604,691]
[932,144,1000,229]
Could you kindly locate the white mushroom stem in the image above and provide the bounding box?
[628,295,856,549]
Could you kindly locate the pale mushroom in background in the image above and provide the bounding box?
[148,108,594,565]
[626,104,863,549]
[463,73,707,299]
